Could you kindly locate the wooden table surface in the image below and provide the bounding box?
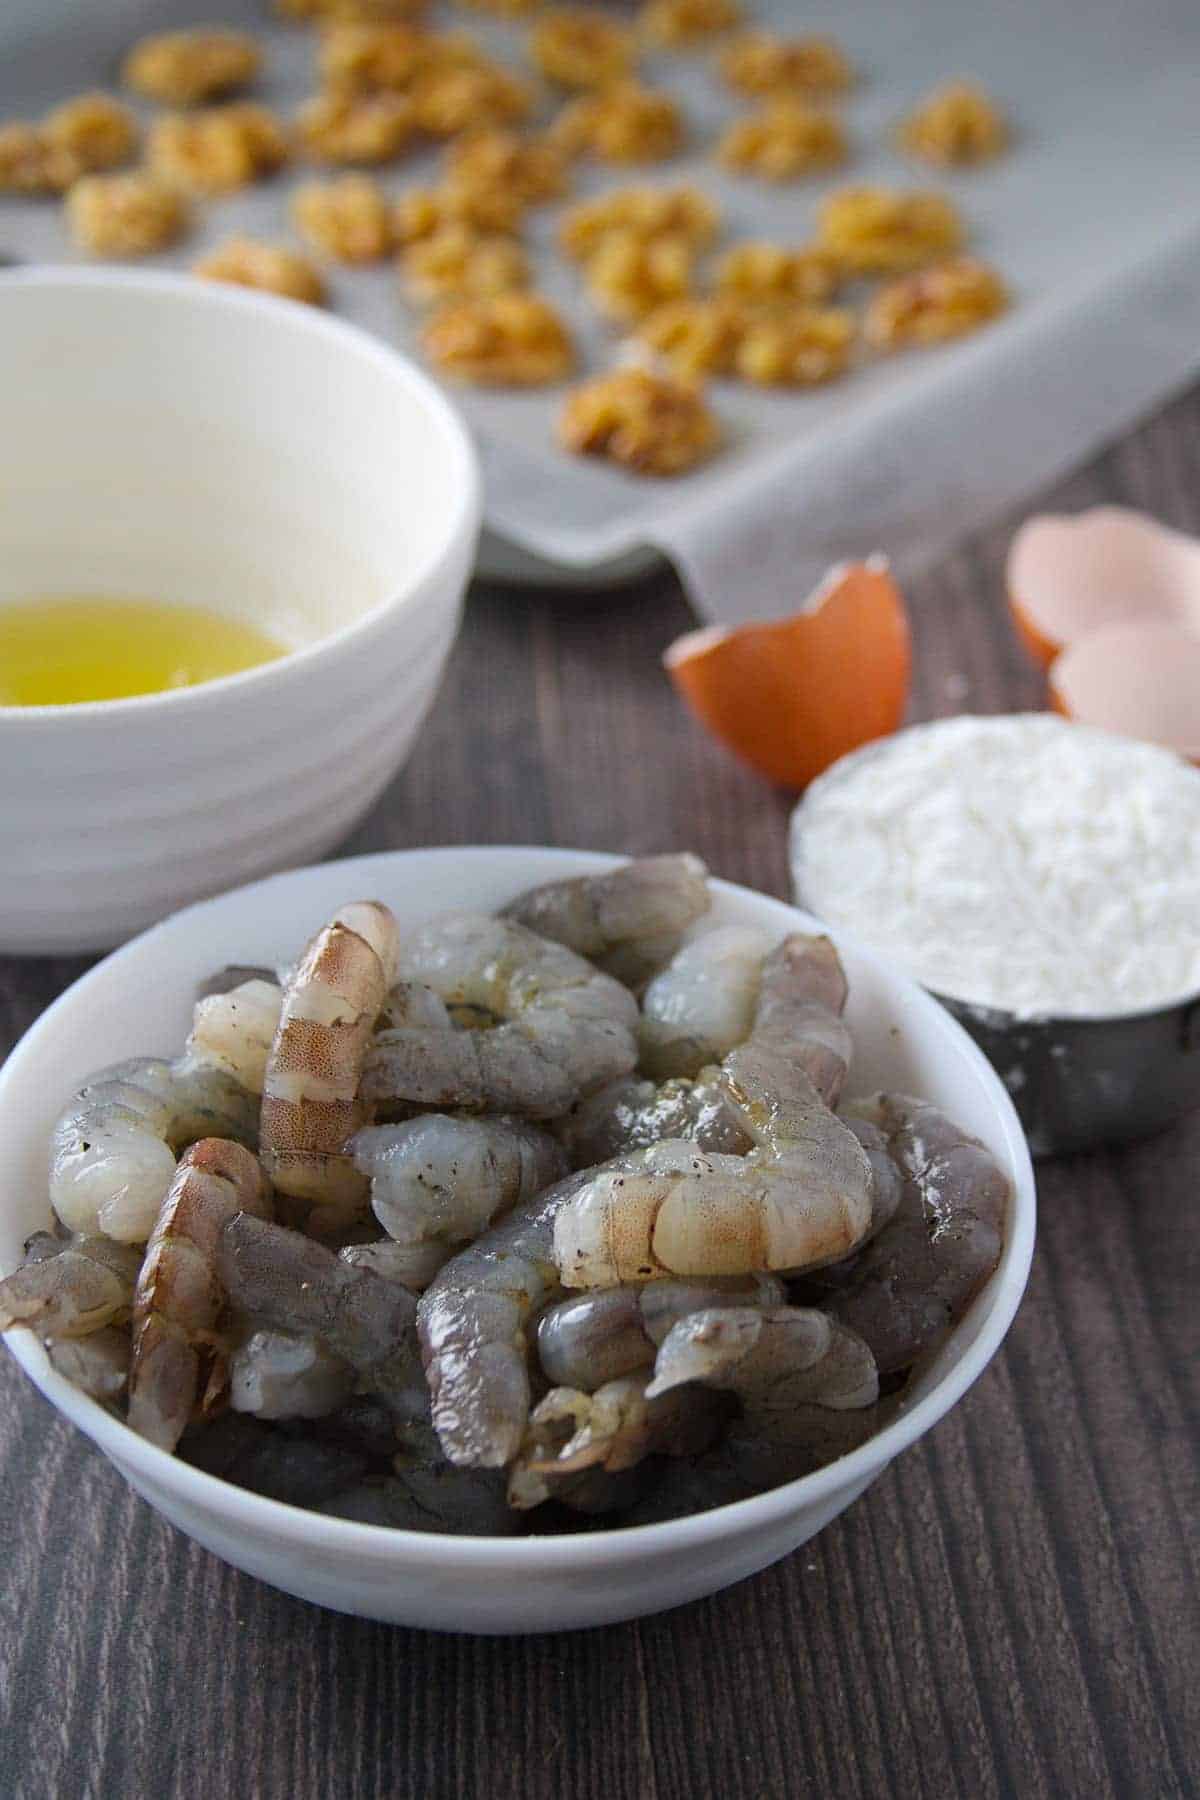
[2,389,1199,1800]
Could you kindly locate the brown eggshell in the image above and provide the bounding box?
[664,559,911,789]
[1008,506,1200,670]
[1048,619,1200,761]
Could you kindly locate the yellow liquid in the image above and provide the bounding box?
[0,597,288,706]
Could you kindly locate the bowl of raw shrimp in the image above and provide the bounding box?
[0,848,1035,1634]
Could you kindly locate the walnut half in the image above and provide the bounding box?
[718,99,847,181]
[865,257,1009,348]
[818,185,964,275]
[193,237,326,304]
[897,82,1009,167]
[560,368,719,476]
[424,292,575,384]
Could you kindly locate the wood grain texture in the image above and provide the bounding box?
[3,388,1200,1800]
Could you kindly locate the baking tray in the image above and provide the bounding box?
[3,0,1199,609]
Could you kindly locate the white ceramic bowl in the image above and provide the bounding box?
[0,268,480,954]
[0,848,1035,1634]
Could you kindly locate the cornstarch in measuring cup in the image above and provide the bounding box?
[789,713,1200,1019]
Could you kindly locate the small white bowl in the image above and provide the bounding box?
[0,848,1035,1634]
[0,268,480,954]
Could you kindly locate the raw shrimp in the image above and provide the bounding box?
[620,1306,880,1523]
[218,1211,423,1412]
[750,933,853,1107]
[188,977,284,1096]
[127,1137,273,1451]
[554,1044,875,1288]
[417,1167,596,1467]
[179,1411,369,1507]
[0,1233,141,1339]
[796,1094,1007,1374]
[363,914,640,1120]
[508,1371,723,1510]
[638,925,774,1079]
[318,1466,519,1535]
[559,930,854,1164]
[350,1114,569,1289]
[49,1055,259,1243]
[536,1273,785,1389]
[560,1069,752,1166]
[500,853,711,988]
[260,900,400,1235]
[229,1328,354,1420]
[371,914,641,1110]
[47,1327,130,1402]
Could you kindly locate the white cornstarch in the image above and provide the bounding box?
[791,714,1200,1019]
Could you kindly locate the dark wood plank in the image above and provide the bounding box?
[3,384,1200,1800]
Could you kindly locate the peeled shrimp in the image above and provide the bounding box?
[536,1273,785,1390]
[500,853,711,988]
[229,1328,354,1420]
[554,1044,874,1288]
[362,915,639,1122]
[560,931,854,1165]
[0,1232,141,1339]
[507,1371,723,1511]
[417,1167,597,1467]
[638,925,774,1079]
[260,900,399,1236]
[646,1305,878,1419]
[46,1327,130,1402]
[218,1211,423,1412]
[49,1056,259,1243]
[797,1095,1007,1374]
[560,1069,753,1166]
[188,978,284,1096]
[350,1114,568,1290]
[127,1137,273,1451]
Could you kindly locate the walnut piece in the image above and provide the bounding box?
[583,228,695,322]
[637,297,746,378]
[531,9,635,89]
[446,129,570,205]
[276,0,427,21]
[318,21,430,92]
[295,90,414,163]
[718,99,847,181]
[193,237,326,304]
[559,185,719,259]
[715,241,841,304]
[66,171,189,255]
[424,292,575,384]
[458,0,542,14]
[639,0,742,47]
[292,173,395,260]
[1,94,138,194]
[43,93,139,174]
[897,81,1009,166]
[865,257,1009,348]
[123,30,260,106]
[149,103,289,193]
[560,368,719,475]
[818,185,964,275]
[734,306,856,385]
[720,31,854,97]
[394,180,527,242]
[412,63,535,135]
[0,123,69,195]
[552,82,684,163]
[402,226,530,301]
